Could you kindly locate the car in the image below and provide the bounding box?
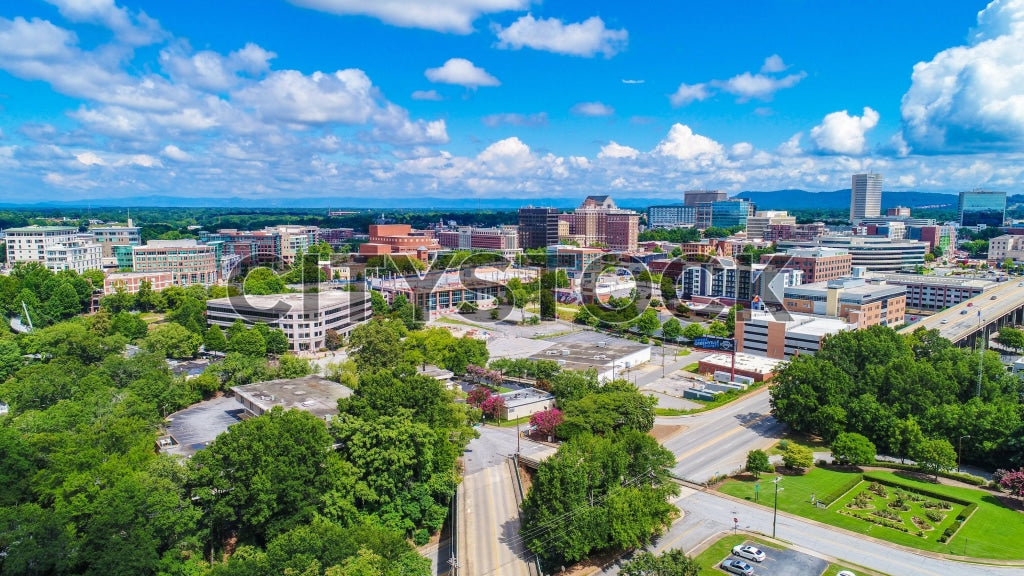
[1018,282,1023,287]
[720,559,754,575]
[991,295,998,300]
[961,310,969,315]
[967,302,974,307]
[732,545,766,562]
[941,319,949,324]
[837,572,857,576]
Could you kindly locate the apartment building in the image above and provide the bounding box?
[4,226,79,263]
[90,221,141,257]
[103,272,174,295]
[759,247,852,284]
[199,229,282,266]
[43,239,103,274]
[745,211,796,241]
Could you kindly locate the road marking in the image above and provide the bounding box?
[655,520,704,553]
[674,413,772,463]
[483,466,502,576]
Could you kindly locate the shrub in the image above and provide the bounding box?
[822,475,864,506]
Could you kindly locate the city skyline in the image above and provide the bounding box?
[0,0,1022,203]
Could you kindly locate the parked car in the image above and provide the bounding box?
[732,545,766,562]
[720,559,755,575]
[837,571,857,576]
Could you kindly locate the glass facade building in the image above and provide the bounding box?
[710,200,751,229]
[958,190,1005,227]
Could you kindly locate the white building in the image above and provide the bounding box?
[205,291,372,352]
[43,239,103,274]
[90,221,141,257]
[4,226,79,264]
[745,211,796,241]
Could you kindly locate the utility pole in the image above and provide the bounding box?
[772,477,783,539]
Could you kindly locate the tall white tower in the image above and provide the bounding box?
[850,173,882,223]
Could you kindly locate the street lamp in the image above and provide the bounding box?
[772,476,783,539]
[958,434,971,473]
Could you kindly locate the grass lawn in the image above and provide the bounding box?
[720,468,1024,560]
[682,362,700,373]
[676,348,691,357]
[655,407,689,416]
[487,415,531,428]
[767,433,830,456]
[140,312,165,324]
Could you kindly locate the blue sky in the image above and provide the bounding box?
[0,0,1021,204]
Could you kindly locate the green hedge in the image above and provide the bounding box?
[821,474,864,506]
[874,461,986,486]
[862,472,972,506]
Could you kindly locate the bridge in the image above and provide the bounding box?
[898,279,1024,347]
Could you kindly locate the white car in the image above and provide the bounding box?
[732,544,766,562]
[837,571,857,576]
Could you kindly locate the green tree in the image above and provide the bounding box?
[45,282,83,321]
[325,329,344,351]
[660,317,682,341]
[725,304,743,335]
[781,443,814,470]
[227,318,248,342]
[0,338,22,382]
[912,438,957,479]
[144,322,203,359]
[230,327,268,357]
[621,549,700,576]
[636,308,661,337]
[244,266,287,295]
[996,327,1024,351]
[548,369,599,407]
[266,328,290,355]
[276,354,313,379]
[390,294,418,330]
[370,291,389,317]
[540,289,556,320]
[707,320,729,337]
[681,322,705,341]
[830,432,876,466]
[559,381,657,439]
[110,311,149,341]
[205,324,228,352]
[167,295,206,334]
[745,449,772,478]
[349,320,406,372]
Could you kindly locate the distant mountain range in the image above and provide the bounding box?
[0,190,966,210]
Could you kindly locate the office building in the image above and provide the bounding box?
[764,222,827,242]
[206,291,372,352]
[684,190,727,206]
[760,247,852,284]
[518,207,560,249]
[438,225,519,254]
[988,235,1024,264]
[745,211,796,241]
[267,225,318,264]
[317,228,355,249]
[369,270,507,318]
[199,229,282,266]
[233,375,353,421]
[736,311,853,359]
[958,190,1006,227]
[783,275,906,328]
[906,225,956,253]
[865,221,907,240]
[90,221,141,257]
[647,205,696,228]
[887,206,911,217]
[709,199,753,229]
[850,173,883,222]
[133,240,218,286]
[560,196,640,251]
[779,236,927,272]
[872,272,994,311]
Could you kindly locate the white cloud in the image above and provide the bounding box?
[810,107,880,155]
[118,154,161,167]
[43,0,163,45]
[901,0,1024,152]
[234,69,377,125]
[761,54,787,73]
[571,102,614,117]
[160,42,277,93]
[75,151,105,166]
[669,82,711,107]
[287,0,528,33]
[494,14,628,57]
[777,133,803,156]
[598,141,639,159]
[161,144,193,162]
[411,89,443,101]
[713,71,806,102]
[0,17,78,59]
[654,124,725,161]
[425,58,499,87]
[730,142,754,157]
[481,112,548,127]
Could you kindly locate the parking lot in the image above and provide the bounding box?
[720,541,827,576]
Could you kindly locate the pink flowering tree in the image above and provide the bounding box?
[480,394,506,421]
[1001,468,1024,498]
[529,408,564,438]
[467,386,492,408]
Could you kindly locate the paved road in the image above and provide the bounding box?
[598,487,1022,576]
[659,386,786,483]
[459,460,534,576]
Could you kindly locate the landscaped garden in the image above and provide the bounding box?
[720,468,1024,560]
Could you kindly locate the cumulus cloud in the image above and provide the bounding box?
[571,102,614,117]
[481,112,548,127]
[425,58,500,87]
[43,0,164,45]
[75,151,105,166]
[810,107,880,155]
[287,0,528,33]
[760,54,787,73]
[494,14,627,57]
[411,89,443,101]
[162,144,193,162]
[669,82,711,107]
[655,124,725,161]
[900,0,1024,152]
[160,42,277,93]
[234,69,378,124]
[598,141,639,159]
[713,71,806,102]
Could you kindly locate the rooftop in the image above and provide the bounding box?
[700,352,784,375]
[232,374,353,420]
[744,311,852,337]
[207,291,368,313]
[500,387,554,408]
[4,225,77,232]
[162,395,244,457]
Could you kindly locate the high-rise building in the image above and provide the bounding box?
[850,173,883,223]
[684,190,727,206]
[518,207,560,249]
[647,205,696,228]
[710,199,753,229]
[561,196,639,251]
[958,190,1006,227]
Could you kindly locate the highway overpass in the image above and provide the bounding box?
[898,279,1024,347]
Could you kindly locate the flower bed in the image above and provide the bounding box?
[834,477,968,541]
